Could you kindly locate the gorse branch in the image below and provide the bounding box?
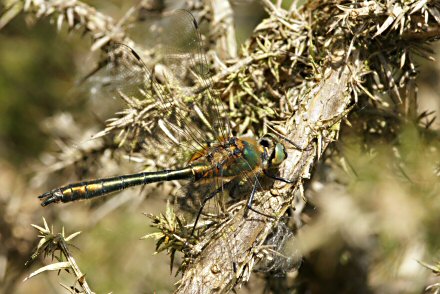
[21,0,130,49]
[24,218,92,294]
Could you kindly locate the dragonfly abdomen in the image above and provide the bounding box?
[39,167,195,206]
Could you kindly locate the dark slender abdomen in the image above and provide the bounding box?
[39,167,196,206]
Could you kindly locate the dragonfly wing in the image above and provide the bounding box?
[156,9,231,143]
[85,10,231,163]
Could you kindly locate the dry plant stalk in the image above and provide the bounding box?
[2,0,440,293]
[25,218,92,294]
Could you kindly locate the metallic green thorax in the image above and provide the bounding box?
[220,140,261,177]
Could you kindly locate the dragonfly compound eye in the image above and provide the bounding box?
[258,137,273,148]
[271,143,287,166]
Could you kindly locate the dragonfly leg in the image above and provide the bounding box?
[263,170,295,184]
[244,178,276,219]
[191,185,224,236]
[280,136,314,152]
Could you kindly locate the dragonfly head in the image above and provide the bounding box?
[259,134,288,170]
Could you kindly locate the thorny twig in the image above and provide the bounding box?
[24,218,92,294]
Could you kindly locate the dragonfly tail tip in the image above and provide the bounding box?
[38,190,62,206]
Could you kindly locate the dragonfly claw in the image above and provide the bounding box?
[38,189,63,206]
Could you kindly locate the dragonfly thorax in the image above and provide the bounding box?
[188,135,288,181]
[188,136,265,180]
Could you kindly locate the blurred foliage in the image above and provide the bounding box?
[0,16,76,165]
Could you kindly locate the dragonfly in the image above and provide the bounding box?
[38,9,293,231]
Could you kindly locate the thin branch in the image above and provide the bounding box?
[21,0,134,50]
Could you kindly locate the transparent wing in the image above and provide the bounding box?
[88,9,230,163]
[156,9,231,143]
